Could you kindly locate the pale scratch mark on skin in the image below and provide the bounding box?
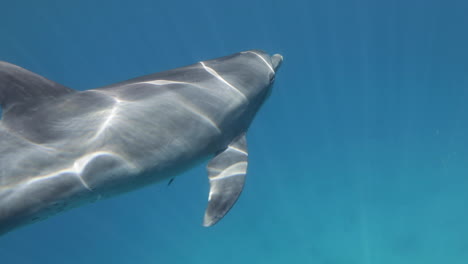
[209,161,247,181]
[228,145,248,156]
[2,151,138,193]
[207,161,247,201]
[242,51,275,73]
[141,80,187,86]
[93,105,118,140]
[138,80,222,134]
[199,62,247,100]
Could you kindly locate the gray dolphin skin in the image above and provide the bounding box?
[0,50,283,235]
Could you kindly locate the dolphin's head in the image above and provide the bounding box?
[231,50,282,121]
[241,50,283,115]
[207,50,281,102]
[200,50,282,138]
[210,50,282,100]
[244,50,283,99]
[202,50,282,99]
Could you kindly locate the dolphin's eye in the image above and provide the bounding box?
[267,70,275,80]
[269,74,276,83]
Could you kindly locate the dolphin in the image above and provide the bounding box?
[0,50,283,235]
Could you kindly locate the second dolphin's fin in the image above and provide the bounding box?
[203,134,248,227]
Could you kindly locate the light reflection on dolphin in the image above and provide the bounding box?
[0,50,283,235]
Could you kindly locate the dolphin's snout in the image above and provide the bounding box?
[271,54,283,72]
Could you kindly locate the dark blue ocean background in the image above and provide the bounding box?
[1,0,468,263]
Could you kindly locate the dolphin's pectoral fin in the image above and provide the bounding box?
[0,61,74,110]
[204,133,248,227]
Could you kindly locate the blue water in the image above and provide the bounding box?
[1,0,468,263]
